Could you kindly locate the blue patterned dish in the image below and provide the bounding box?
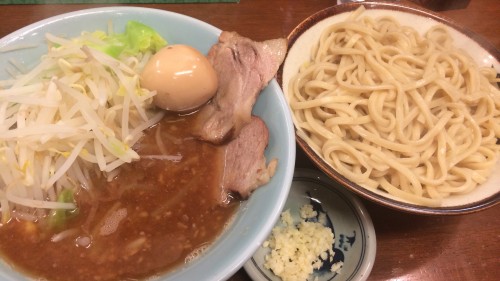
[244,168,376,281]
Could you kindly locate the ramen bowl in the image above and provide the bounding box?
[0,7,295,281]
[278,2,500,215]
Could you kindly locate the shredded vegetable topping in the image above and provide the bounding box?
[0,21,167,223]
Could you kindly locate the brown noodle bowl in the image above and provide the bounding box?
[288,6,500,206]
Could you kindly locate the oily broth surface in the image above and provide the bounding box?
[0,112,238,281]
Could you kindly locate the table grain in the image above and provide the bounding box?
[0,0,498,280]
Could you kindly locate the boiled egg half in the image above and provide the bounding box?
[141,44,218,112]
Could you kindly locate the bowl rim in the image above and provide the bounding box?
[277,1,500,215]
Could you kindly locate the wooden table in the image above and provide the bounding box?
[0,0,498,280]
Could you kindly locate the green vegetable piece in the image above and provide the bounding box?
[48,189,79,230]
[123,21,167,55]
[91,21,167,58]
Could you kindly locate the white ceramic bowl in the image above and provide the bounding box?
[278,2,500,215]
[0,7,296,281]
[244,168,376,281]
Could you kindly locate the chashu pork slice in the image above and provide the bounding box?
[193,31,287,144]
[218,116,277,202]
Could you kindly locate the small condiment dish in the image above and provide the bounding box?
[244,168,376,281]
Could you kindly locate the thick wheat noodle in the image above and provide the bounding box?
[288,6,500,206]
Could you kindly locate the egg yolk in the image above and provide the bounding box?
[141,44,218,112]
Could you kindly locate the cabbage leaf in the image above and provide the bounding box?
[90,21,167,58]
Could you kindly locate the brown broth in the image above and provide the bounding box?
[0,112,238,281]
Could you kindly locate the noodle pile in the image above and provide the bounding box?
[288,7,500,206]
